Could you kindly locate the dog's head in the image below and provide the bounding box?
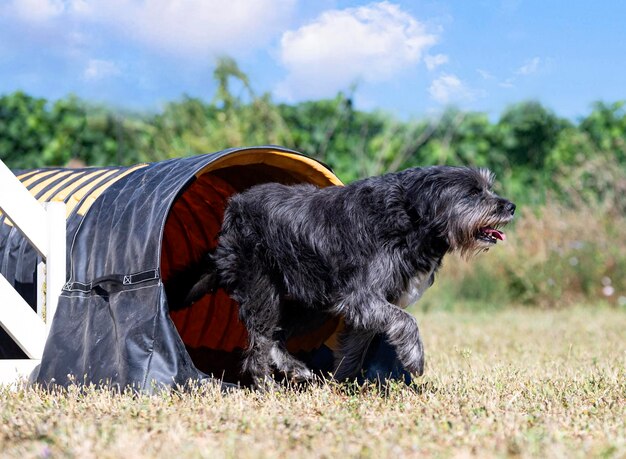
[403,166,516,257]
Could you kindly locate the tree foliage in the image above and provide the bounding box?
[1,59,625,209]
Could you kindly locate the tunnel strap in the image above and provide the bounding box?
[63,268,160,292]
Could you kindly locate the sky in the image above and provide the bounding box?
[1,0,625,120]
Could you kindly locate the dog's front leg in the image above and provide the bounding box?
[335,295,424,377]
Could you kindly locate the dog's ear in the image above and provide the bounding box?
[400,167,461,244]
[401,168,443,224]
[400,168,428,218]
[477,168,495,189]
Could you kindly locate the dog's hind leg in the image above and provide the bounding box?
[237,279,278,386]
[236,272,313,387]
[242,333,278,389]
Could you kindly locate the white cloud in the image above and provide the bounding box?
[277,2,438,100]
[477,68,494,80]
[4,0,64,22]
[516,57,541,75]
[424,53,448,71]
[83,59,121,81]
[499,77,515,88]
[429,73,473,104]
[98,0,296,56]
[478,57,546,91]
[3,0,92,22]
[4,0,296,56]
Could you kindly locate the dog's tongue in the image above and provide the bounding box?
[483,227,506,241]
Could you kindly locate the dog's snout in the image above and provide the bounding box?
[497,199,516,216]
[506,202,516,215]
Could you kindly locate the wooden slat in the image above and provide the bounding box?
[0,274,46,359]
[0,162,48,256]
[44,202,66,328]
[0,359,40,386]
[0,162,66,379]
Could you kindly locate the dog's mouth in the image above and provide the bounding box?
[476,226,506,244]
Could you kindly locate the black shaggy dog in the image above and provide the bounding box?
[168,166,515,386]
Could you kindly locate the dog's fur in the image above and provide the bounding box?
[167,166,516,385]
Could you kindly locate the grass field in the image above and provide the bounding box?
[1,307,624,458]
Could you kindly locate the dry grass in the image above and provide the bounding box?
[1,307,625,458]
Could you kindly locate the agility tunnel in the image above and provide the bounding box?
[0,147,409,390]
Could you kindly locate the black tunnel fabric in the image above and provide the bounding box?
[53,153,237,388]
[0,147,345,389]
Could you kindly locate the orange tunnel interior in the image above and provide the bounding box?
[160,150,343,382]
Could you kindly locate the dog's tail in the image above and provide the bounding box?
[164,253,220,310]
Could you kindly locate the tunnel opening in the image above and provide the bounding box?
[160,150,343,383]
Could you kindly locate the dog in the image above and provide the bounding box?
[166,166,515,386]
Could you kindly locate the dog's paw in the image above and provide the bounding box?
[269,343,315,383]
[287,364,315,383]
[397,342,424,376]
[387,315,424,375]
[278,357,317,384]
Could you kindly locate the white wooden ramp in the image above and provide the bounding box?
[0,160,66,386]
